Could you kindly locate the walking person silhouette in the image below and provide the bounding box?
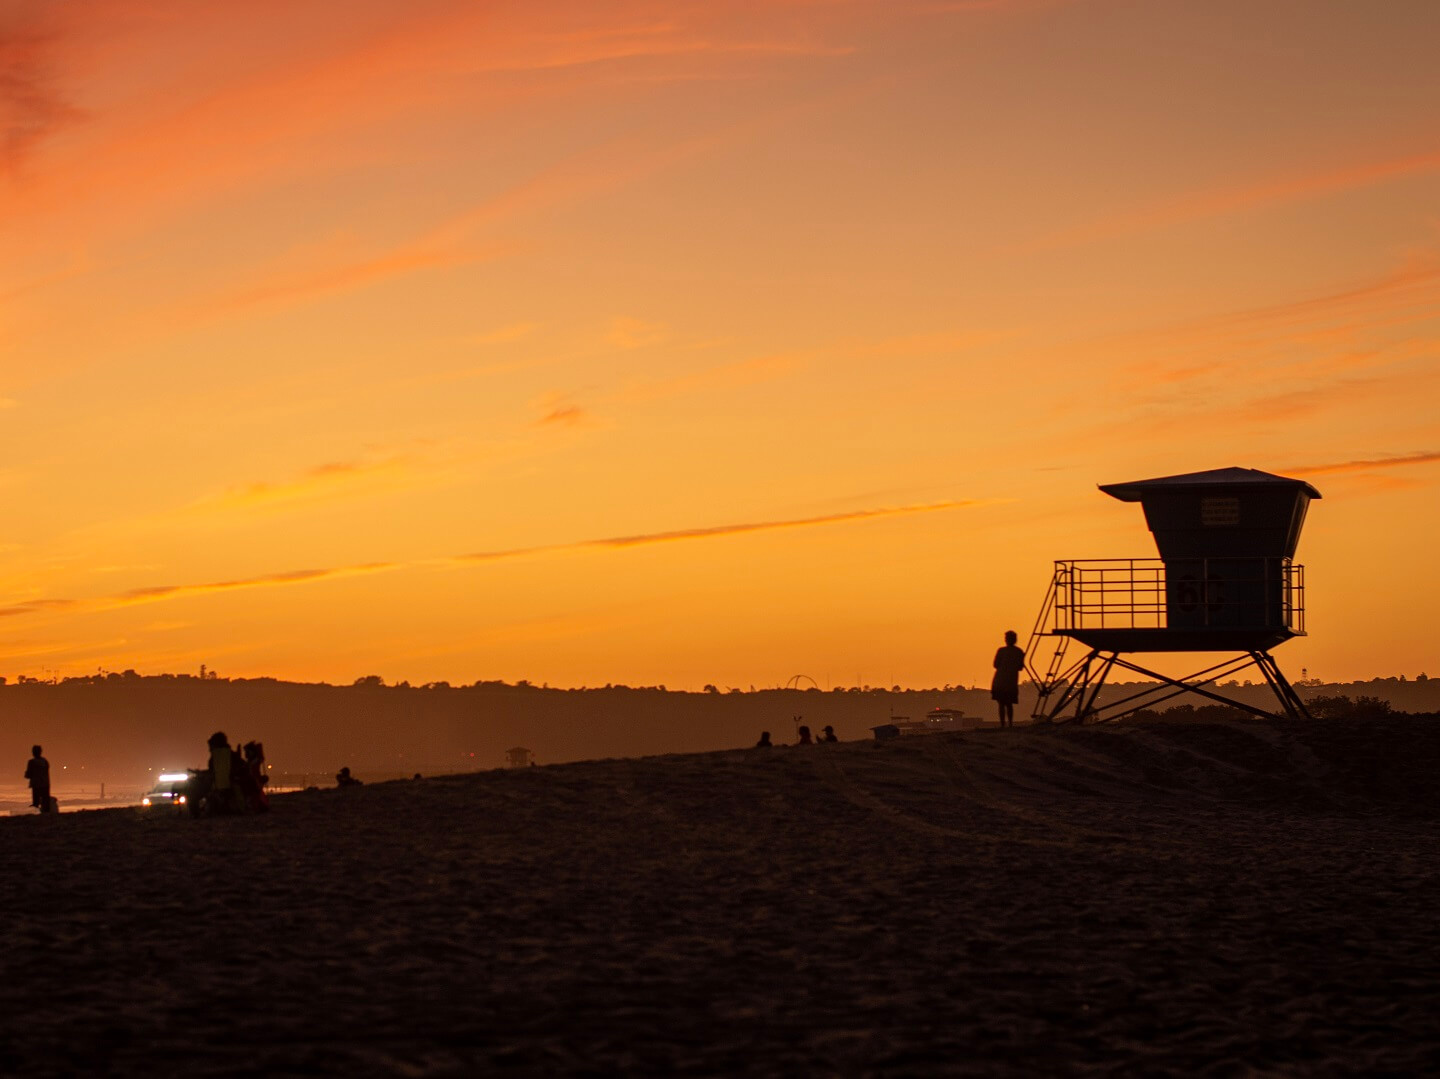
[991,630,1026,729]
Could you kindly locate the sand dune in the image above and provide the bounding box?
[2,715,1438,1075]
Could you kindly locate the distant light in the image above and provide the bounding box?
[141,797,151,806]
[177,795,187,804]
[158,773,188,783]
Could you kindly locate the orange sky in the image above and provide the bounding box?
[3,0,1438,689]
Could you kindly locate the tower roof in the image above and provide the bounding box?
[1099,467,1320,502]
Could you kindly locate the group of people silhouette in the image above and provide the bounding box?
[191,731,270,815]
[336,766,363,787]
[755,723,838,748]
[19,731,367,818]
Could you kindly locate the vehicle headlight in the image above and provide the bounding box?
[177,795,186,804]
[142,797,151,806]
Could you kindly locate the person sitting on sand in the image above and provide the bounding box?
[336,766,363,787]
[25,745,51,814]
[240,741,269,813]
[820,725,838,743]
[796,725,813,745]
[243,741,268,787]
[991,630,1026,729]
[756,731,773,748]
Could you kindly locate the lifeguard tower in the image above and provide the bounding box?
[1026,467,1319,723]
[505,746,534,768]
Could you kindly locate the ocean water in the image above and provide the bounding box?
[0,780,153,815]
[0,777,298,815]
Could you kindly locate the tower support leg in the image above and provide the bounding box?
[1036,650,1314,724]
[1033,649,1118,725]
[1251,650,1313,720]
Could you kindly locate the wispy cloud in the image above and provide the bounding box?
[1020,251,1440,460]
[115,563,396,606]
[8,2,878,346]
[1100,256,1440,391]
[1285,451,1440,478]
[588,500,977,548]
[191,455,414,512]
[625,348,811,403]
[203,241,502,317]
[469,322,539,346]
[0,597,78,618]
[853,329,1010,360]
[910,0,1074,12]
[1034,146,1440,250]
[0,13,80,173]
[0,562,399,619]
[11,1,861,220]
[616,328,1000,408]
[536,405,588,427]
[1231,377,1389,424]
[0,635,129,660]
[607,316,668,349]
[1206,258,1440,337]
[178,112,769,323]
[453,499,984,562]
[0,498,984,619]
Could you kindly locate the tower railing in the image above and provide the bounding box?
[1026,557,1311,723]
[1048,558,1306,635]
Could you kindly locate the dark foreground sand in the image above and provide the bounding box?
[3,716,1440,1076]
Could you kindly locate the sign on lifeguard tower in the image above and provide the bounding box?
[1027,467,1319,722]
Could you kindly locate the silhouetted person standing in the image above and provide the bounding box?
[820,725,838,743]
[207,731,241,814]
[991,630,1025,729]
[756,731,773,747]
[25,745,51,813]
[796,725,813,745]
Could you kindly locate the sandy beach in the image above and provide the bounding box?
[2,715,1438,1075]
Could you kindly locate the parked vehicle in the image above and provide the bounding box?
[140,772,191,809]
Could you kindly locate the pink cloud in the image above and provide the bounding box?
[1035,147,1440,250]
[3,0,863,228]
[0,11,81,173]
[201,241,501,318]
[1105,257,1440,389]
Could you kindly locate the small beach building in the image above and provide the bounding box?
[871,710,978,741]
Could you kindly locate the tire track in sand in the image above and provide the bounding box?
[611,758,780,864]
[992,730,1176,801]
[809,750,1081,850]
[928,739,1152,846]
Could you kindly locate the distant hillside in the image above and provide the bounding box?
[2,673,1435,785]
[0,676,987,782]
